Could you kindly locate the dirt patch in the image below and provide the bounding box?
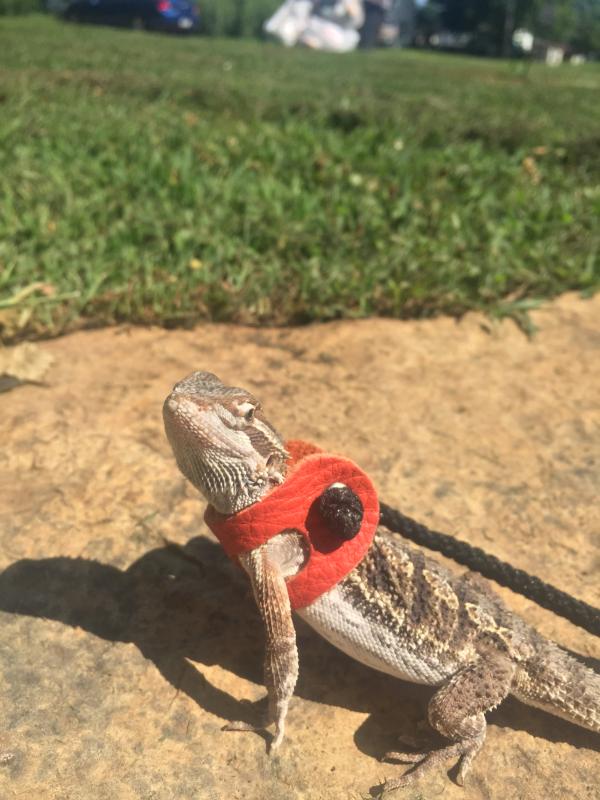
[0,293,598,800]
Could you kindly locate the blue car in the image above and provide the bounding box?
[54,0,200,33]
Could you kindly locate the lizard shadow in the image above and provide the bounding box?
[0,535,598,763]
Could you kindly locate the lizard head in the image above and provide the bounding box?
[163,371,288,514]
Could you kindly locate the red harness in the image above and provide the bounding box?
[204,440,380,609]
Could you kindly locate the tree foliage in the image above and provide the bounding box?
[199,0,279,37]
[0,0,44,13]
[571,0,600,52]
[429,0,600,54]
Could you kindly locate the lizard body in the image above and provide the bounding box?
[163,371,599,791]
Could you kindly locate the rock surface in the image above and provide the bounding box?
[0,293,598,800]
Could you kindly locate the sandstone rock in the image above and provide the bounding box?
[0,294,598,799]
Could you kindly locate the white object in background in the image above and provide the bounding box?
[299,16,360,51]
[324,0,364,29]
[546,46,564,66]
[264,0,314,47]
[512,28,534,52]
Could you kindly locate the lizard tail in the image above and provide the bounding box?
[512,639,600,733]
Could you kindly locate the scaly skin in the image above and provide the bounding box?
[163,371,600,791]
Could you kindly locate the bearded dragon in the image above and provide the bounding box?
[162,371,599,792]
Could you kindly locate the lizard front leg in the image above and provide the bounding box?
[382,651,515,791]
[224,544,299,750]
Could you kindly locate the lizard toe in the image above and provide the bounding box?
[381,740,467,791]
[381,749,424,763]
[222,719,262,733]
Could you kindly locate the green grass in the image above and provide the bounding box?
[1,16,599,340]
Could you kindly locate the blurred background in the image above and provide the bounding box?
[0,0,598,341]
[4,0,600,55]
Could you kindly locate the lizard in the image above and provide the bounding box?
[162,370,600,792]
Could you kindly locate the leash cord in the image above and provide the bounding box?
[379,502,600,636]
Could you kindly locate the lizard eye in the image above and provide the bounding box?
[237,401,256,423]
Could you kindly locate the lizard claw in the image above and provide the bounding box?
[379,740,475,792]
[222,699,287,755]
[222,718,285,756]
[222,717,276,753]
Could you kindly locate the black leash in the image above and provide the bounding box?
[379,502,600,637]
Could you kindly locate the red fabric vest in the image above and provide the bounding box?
[204,440,380,609]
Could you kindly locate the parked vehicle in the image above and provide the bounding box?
[49,0,200,33]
